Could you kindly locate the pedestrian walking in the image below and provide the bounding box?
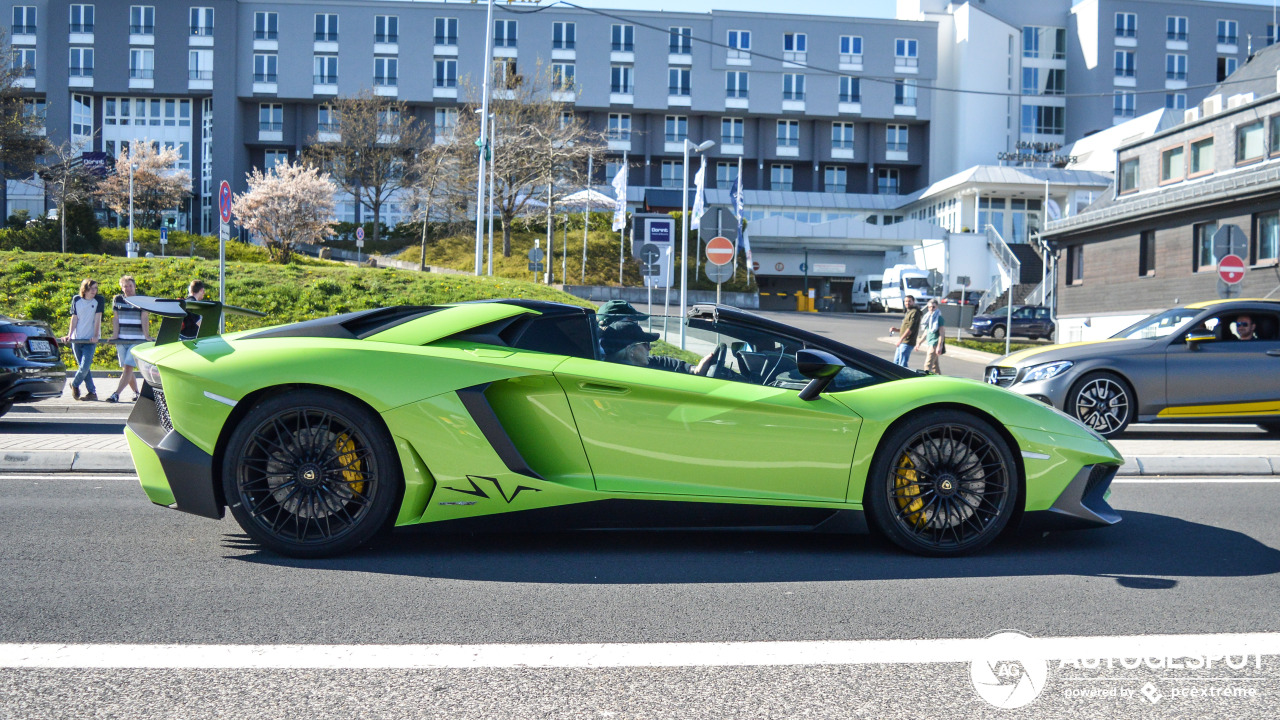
[106,275,151,403]
[63,278,104,401]
[180,279,207,340]
[888,295,922,368]
[918,298,945,375]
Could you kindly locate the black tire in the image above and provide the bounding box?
[0,401,11,418]
[1067,371,1134,438]
[991,325,1007,340]
[222,389,402,558]
[865,411,1019,557]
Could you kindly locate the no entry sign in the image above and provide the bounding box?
[1218,254,1246,284]
[705,236,735,266]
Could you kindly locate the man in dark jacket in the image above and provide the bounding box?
[888,294,922,368]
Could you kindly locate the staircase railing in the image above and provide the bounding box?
[979,225,1022,355]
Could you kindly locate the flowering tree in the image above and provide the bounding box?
[94,141,191,228]
[232,159,336,263]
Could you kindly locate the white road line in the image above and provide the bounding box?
[1114,478,1280,484]
[3,634,1280,669]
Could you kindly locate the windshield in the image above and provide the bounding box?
[905,277,930,290]
[1111,308,1202,340]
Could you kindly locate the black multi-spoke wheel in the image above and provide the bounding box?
[866,411,1018,557]
[1068,371,1133,438]
[223,390,401,558]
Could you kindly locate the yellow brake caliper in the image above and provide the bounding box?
[894,452,925,525]
[335,434,365,494]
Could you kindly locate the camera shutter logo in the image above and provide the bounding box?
[970,631,1048,709]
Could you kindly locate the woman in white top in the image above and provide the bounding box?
[63,278,103,401]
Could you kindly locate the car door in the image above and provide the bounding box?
[554,317,862,502]
[1011,307,1034,336]
[1164,311,1280,417]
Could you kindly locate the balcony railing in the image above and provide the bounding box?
[374,76,398,87]
[1218,34,1238,44]
[70,23,93,33]
[130,25,154,34]
[19,66,35,78]
[315,32,338,42]
[670,43,691,54]
[314,74,337,84]
[375,34,398,43]
[435,77,457,88]
[190,26,214,36]
[669,86,691,96]
[259,122,283,131]
[317,122,338,132]
[69,67,94,77]
[129,68,155,79]
[840,94,861,103]
[612,42,633,52]
[782,91,805,101]
[721,136,743,145]
[726,89,748,99]
[553,40,575,49]
[253,73,277,82]
[827,184,846,193]
[11,24,35,34]
[1167,30,1187,41]
[895,56,918,67]
[254,30,277,40]
[189,70,212,80]
[773,182,793,191]
[777,137,799,147]
[1115,27,1135,38]
[435,35,457,45]
[895,96,917,107]
[607,130,630,140]
[493,37,516,48]
[887,141,908,152]
[664,133,687,143]
[1167,70,1187,80]
[832,139,854,149]
[610,85,632,94]
[1115,67,1135,77]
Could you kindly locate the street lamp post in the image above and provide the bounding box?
[679,139,715,349]
[472,0,496,275]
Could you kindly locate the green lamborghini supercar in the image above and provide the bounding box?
[123,298,1123,558]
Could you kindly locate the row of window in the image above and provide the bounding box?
[1114,50,1236,80]
[11,5,213,36]
[1122,115,1280,193]
[1114,13,1241,45]
[605,113,908,151]
[649,161,899,193]
[1068,216,1280,287]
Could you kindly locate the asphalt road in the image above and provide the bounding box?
[3,473,1279,718]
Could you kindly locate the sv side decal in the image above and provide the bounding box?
[444,475,542,504]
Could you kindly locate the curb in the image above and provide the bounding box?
[2,451,1277,477]
[876,336,1001,364]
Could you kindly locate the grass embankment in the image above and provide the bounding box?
[0,250,591,371]
[396,225,757,293]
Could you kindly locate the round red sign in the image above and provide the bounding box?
[1219,254,1246,284]
[705,236,735,266]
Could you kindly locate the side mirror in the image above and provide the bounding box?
[796,349,845,401]
[1185,331,1215,350]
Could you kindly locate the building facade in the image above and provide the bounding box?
[1042,42,1280,341]
[4,0,938,232]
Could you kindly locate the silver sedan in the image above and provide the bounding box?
[983,299,1280,438]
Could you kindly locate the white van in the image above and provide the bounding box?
[868,279,883,312]
[850,278,871,312]
[880,265,936,311]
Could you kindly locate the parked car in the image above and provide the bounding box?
[984,299,1280,438]
[0,315,66,417]
[124,297,1120,558]
[942,290,984,305]
[867,279,883,312]
[970,305,1055,340]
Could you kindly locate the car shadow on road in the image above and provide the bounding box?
[229,510,1280,585]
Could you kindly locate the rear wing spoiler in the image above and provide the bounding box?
[125,296,266,345]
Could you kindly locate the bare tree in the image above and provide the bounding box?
[455,62,607,257]
[39,138,100,252]
[0,28,51,221]
[306,91,428,245]
[94,141,191,229]
[231,159,336,264]
[406,140,466,271]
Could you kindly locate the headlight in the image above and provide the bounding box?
[1019,360,1073,384]
[972,318,990,325]
[136,358,162,388]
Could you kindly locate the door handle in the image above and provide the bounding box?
[578,382,629,395]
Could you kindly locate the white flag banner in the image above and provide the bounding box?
[690,157,707,231]
[1046,198,1062,221]
[611,164,628,231]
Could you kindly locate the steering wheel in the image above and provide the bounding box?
[696,343,729,377]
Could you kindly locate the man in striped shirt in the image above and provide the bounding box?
[105,275,151,403]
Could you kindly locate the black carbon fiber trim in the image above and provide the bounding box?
[456,383,544,481]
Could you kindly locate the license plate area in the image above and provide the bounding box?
[27,339,52,354]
